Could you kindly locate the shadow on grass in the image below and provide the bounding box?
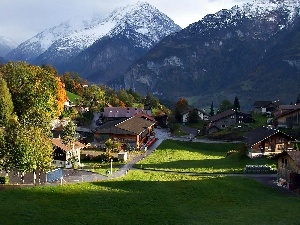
[0,172,297,225]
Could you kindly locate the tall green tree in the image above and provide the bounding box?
[82,84,106,111]
[0,77,14,127]
[209,102,214,116]
[3,121,53,180]
[62,120,77,146]
[296,94,300,104]
[0,62,64,121]
[218,99,233,113]
[188,109,199,123]
[233,96,240,111]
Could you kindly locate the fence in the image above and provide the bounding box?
[244,165,276,174]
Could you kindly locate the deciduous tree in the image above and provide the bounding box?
[0,77,14,127]
[174,98,189,122]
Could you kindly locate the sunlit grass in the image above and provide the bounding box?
[136,140,275,173]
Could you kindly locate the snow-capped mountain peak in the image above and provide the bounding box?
[6,1,180,63]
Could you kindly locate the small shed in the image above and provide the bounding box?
[118,151,128,162]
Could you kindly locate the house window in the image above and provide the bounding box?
[231,116,235,119]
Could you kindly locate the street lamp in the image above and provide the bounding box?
[110,158,113,175]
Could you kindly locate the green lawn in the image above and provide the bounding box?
[0,140,298,225]
[66,91,81,103]
[136,140,276,173]
[0,171,299,225]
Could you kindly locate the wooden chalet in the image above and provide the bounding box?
[208,109,254,131]
[93,116,156,150]
[274,105,300,129]
[52,138,85,168]
[244,126,296,158]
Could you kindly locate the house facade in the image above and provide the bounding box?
[52,138,85,168]
[93,116,156,150]
[253,101,279,114]
[275,106,300,129]
[277,151,300,190]
[244,126,296,158]
[208,109,254,131]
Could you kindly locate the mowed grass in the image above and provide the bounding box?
[0,171,299,225]
[0,140,298,225]
[136,140,275,173]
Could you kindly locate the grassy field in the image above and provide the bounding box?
[136,140,276,173]
[0,141,299,225]
[66,91,81,103]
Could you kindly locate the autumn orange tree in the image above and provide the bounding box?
[174,98,189,122]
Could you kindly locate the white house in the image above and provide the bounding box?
[182,108,210,124]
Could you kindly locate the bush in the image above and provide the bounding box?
[0,176,9,184]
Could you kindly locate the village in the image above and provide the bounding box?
[2,93,300,194]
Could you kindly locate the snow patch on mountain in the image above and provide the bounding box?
[7,1,181,62]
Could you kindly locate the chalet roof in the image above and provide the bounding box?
[275,105,300,118]
[93,116,155,135]
[285,151,300,167]
[244,126,295,147]
[134,112,156,122]
[104,107,144,118]
[209,109,237,122]
[253,101,273,108]
[52,138,85,152]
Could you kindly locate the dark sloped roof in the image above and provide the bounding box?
[253,101,273,107]
[52,138,85,152]
[275,105,300,119]
[93,116,155,135]
[244,126,295,146]
[103,107,143,118]
[116,116,155,134]
[287,151,300,167]
[209,109,236,122]
[134,112,156,121]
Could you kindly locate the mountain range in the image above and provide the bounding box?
[4,0,300,110]
[124,0,300,109]
[5,2,181,84]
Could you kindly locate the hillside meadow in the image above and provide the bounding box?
[136,140,276,173]
[0,140,299,225]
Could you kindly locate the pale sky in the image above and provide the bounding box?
[0,0,249,45]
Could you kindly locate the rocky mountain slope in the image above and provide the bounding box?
[124,0,300,109]
[6,2,181,84]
